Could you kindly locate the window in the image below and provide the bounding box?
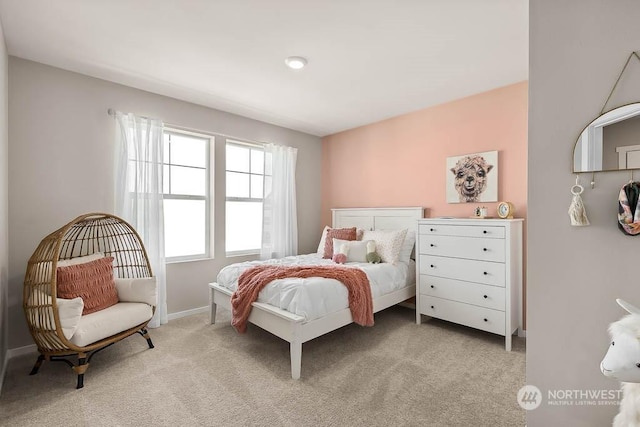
[225,140,271,255]
[163,129,212,261]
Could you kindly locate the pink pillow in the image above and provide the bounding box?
[323,227,356,259]
[57,257,119,315]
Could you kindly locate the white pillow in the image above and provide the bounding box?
[398,230,416,264]
[114,277,158,306]
[332,238,371,263]
[316,226,330,254]
[361,229,408,264]
[27,290,84,339]
[57,252,105,267]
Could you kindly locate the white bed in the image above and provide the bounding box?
[208,207,424,379]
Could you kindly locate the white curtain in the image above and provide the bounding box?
[261,144,298,259]
[114,111,167,328]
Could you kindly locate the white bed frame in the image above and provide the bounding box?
[208,207,424,379]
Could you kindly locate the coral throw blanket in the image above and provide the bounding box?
[231,265,374,333]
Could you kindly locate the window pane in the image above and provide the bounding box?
[164,199,206,258]
[251,175,263,198]
[169,133,207,168]
[170,166,206,196]
[163,165,170,194]
[226,171,249,198]
[226,201,262,252]
[251,149,264,174]
[226,144,250,172]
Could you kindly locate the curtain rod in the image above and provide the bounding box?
[107,108,267,146]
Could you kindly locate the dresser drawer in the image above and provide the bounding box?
[419,255,505,287]
[420,296,506,335]
[418,224,505,239]
[418,235,505,262]
[420,276,505,311]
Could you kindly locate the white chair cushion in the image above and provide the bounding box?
[69,302,153,347]
[114,277,157,306]
[28,290,84,340]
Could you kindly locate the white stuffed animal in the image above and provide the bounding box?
[601,299,640,427]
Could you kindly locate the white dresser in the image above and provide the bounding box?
[416,218,523,351]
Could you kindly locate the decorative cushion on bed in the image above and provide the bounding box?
[57,256,119,315]
[323,227,357,258]
[361,229,408,264]
[69,302,153,347]
[316,226,330,254]
[27,290,84,340]
[317,227,364,254]
[398,230,416,264]
[114,277,158,306]
[332,238,371,263]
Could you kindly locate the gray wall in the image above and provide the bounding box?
[8,57,322,349]
[528,1,640,425]
[0,20,8,390]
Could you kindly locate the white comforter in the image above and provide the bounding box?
[216,253,415,322]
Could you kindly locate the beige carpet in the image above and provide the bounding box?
[0,307,525,426]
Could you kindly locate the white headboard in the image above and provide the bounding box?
[331,207,424,231]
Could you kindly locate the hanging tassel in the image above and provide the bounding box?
[568,179,590,226]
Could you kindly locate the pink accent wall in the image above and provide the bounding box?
[321,81,528,326]
[321,81,528,225]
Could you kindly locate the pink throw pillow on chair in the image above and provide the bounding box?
[57,257,119,315]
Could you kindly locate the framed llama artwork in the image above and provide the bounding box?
[446,150,498,203]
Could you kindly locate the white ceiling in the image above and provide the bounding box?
[0,0,528,137]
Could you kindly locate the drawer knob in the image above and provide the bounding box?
[430,228,435,232]
[483,271,488,275]
[483,248,488,252]
[431,305,435,309]
[483,295,488,299]
[483,318,488,322]
[430,285,434,288]
[430,244,435,247]
[430,264,435,268]
[483,230,488,234]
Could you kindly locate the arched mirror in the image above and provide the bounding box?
[573,103,640,172]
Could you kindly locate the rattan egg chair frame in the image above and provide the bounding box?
[23,212,156,388]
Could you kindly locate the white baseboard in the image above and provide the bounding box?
[167,305,208,321]
[7,344,37,359]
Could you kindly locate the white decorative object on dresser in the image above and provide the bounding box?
[416,218,523,351]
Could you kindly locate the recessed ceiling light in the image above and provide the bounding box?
[285,56,307,70]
